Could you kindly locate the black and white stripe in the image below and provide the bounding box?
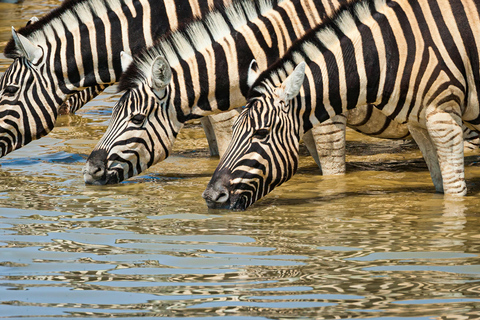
[204,0,480,210]
[86,0,431,185]
[83,0,357,185]
[0,0,227,157]
[58,84,108,115]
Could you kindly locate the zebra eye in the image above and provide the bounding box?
[3,85,19,96]
[252,128,269,140]
[131,113,146,125]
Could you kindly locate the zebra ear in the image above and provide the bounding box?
[11,27,43,64]
[149,56,172,92]
[120,51,133,72]
[277,61,306,103]
[247,59,260,88]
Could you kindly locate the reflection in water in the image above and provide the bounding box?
[2,199,480,318]
[443,197,468,217]
[1,1,480,318]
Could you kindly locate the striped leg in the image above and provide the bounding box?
[407,123,443,192]
[303,114,347,175]
[424,104,466,196]
[201,110,240,157]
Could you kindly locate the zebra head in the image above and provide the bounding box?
[203,61,306,210]
[0,28,54,157]
[83,53,178,185]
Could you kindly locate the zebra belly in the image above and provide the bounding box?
[346,105,411,139]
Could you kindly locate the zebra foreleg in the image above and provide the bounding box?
[302,114,347,175]
[201,110,240,157]
[200,116,220,157]
[424,104,466,196]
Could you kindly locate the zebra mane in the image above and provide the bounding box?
[248,0,384,98]
[4,0,130,58]
[118,0,281,91]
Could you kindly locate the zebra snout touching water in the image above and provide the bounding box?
[83,149,112,185]
[203,62,305,210]
[82,65,172,186]
[202,168,234,209]
[83,55,176,185]
[83,0,356,185]
[205,0,480,210]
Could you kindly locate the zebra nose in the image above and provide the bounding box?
[83,162,105,184]
[83,149,108,185]
[203,168,233,208]
[203,184,229,203]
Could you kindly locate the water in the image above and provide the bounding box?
[1,1,480,319]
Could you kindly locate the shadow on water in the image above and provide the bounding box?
[234,175,480,212]
[0,151,84,167]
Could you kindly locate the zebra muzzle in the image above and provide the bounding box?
[83,149,108,185]
[203,170,232,209]
[202,184,230,209]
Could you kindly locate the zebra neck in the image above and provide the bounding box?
[5,0,222,97]
[124,0,350,120]
[6,0,148,92]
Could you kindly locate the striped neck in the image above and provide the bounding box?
[119,0,350,121]
[4,0,220,96]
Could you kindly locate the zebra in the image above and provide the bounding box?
[202,0,480,210]
[84,0,480,186]
[0,0,238,158]
[83,0,440,185]
[82,0,355,185]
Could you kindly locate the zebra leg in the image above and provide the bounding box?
[302,131,321,170]
[424,105,466,196]
[200,116,220,156]
[201,109,240,157]
[302,114,347,175]
[407,123,443,193]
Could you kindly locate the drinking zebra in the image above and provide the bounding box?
[82,0,354,184]
[84,0,445,185]
[0,0,239,158]
[203,0,480,210]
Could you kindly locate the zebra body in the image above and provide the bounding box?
[57,84,107,115]
[203,0,480,210]
[0,0,232,157]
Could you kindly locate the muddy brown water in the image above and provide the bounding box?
[1,1,480,318]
